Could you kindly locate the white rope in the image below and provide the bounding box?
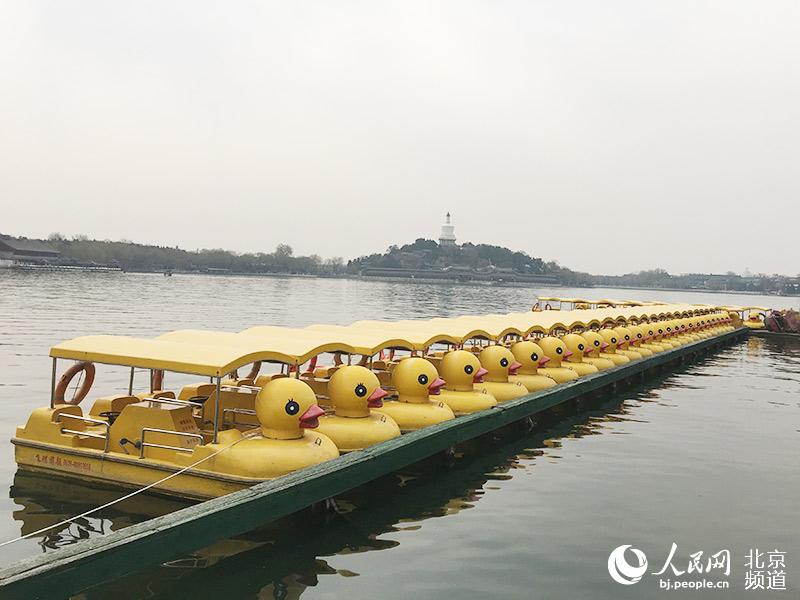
[0,429,260,548]
[70,369,84,404]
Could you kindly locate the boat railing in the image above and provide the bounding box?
[235,385,261,393]
[141,397,205,410]
[222,408,259,429]
[138,428,205,459]
[56,413,111,453]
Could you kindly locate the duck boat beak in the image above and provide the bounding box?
[472,367,488,383]
[583,347,592,355]
[538,356,550,367]
[563,350,573,358]
[601,342,609,350]
[299,405,325,428]
[427,377,446,395]
[367,387,388,408]
[508,361,522,375]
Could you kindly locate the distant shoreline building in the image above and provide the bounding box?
[438,212,457,247]
[0,235,60,267]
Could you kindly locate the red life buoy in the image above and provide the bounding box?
[228,361,262,382]
[54,362,96,405]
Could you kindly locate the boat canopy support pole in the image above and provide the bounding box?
[128,368,134,396]
[213,377,221,443]
[50,358,57,409]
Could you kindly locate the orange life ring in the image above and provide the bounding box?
[54,362,96,405]
[227,362,262,382]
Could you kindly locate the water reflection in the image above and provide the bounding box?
[10,472,192,551]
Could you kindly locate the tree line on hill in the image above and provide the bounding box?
[5,233,797,294]
[44,234,346,275]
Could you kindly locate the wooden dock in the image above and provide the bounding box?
[0,328,748,599]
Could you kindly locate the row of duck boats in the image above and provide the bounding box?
[13,301,741,500]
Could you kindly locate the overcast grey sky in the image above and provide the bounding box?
[1,1,797,275]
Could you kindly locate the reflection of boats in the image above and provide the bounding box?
[10,471,190,550]
[9,470,265,573]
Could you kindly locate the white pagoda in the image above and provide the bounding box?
[438,212,457,247]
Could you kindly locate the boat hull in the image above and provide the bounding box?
[13,439,259,500]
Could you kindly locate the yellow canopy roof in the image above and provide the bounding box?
[348,319,493,344]
[49,335,296,377]
[51,302,721,375]
[298,324,428,353]
[159,329,351,365]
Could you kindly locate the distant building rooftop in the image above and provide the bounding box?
[0,235,60,258]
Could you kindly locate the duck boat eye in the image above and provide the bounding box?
[500,358,509,367]
[285,400,299,415]
[464,364,474,375]
[417,374,428,385]
[354,384,367,397]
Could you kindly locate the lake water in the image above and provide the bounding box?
[0,271,798,598]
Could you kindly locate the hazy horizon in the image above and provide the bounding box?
[2,1,798,276]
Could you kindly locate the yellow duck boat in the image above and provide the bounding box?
[628,325,667,354]
[606,327,644,360]
[434,350,498,415]
[562,333,613,372]
[375,357,455,431]
[13,342,340,500]
[536,337,581,382]
[474,346,529,401]
[508,340,559,392]
[617,326,653,357]
[597,328,637,362]
[315,365,401,452]
[581,330,629,366]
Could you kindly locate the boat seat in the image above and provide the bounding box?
[178,383,216,401]
[375,370,392,388]
[255,373,292,387]
[299,375,330,400]
[222,378,255,387]
[312,366,340,378]
[109,402,201,459]
[201,388,259,429]
[88,395,140,419]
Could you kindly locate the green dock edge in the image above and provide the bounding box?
[0,328,749,598]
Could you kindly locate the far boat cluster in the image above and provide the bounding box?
[13,298,749,500]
